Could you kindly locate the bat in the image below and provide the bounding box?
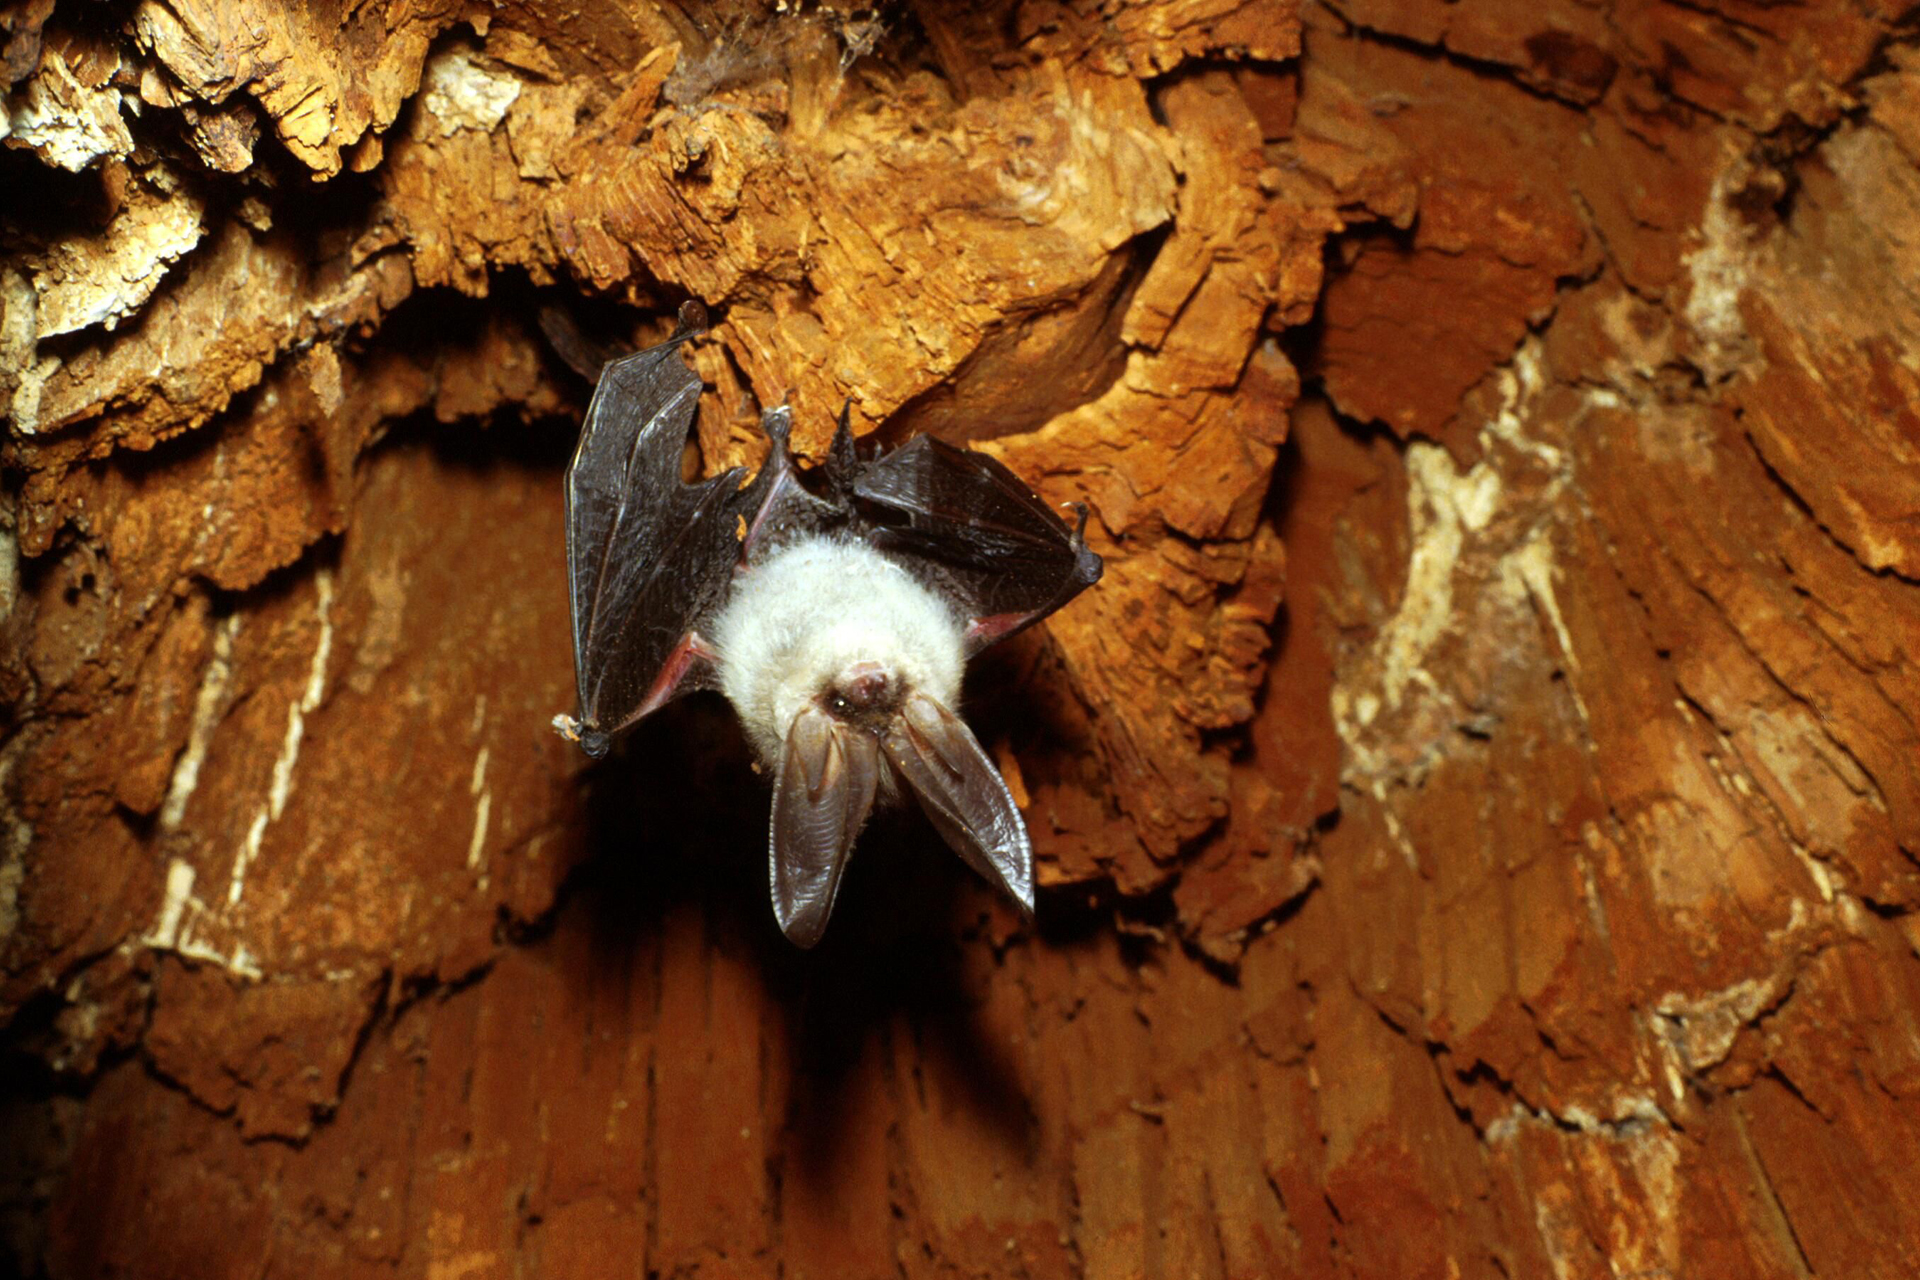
[553,306,1103,947]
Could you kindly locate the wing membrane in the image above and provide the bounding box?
[559,331,854,754]
[853,436,1102,654]
[562,340,751,747]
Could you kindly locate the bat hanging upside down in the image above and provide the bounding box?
[553,308,1103,947]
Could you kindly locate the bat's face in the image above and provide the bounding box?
[714,537,964,763]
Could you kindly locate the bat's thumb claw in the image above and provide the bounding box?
[672,300,709,338]
[552,714,612,758]
[1075,542,1104,586]
[760,403,793,447]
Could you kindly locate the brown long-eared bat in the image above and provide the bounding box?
[554,306,1102,947]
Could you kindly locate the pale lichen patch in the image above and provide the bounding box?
[421,45,522,138]
[466,744,491,873]
[1681,147,1765,382]
[4,47,134,172]
[30,181,206,338]
[228,571,334,908]
[160,613,240,832]
[142,858,263,979]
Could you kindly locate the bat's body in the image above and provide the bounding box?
[555,314,1101,946]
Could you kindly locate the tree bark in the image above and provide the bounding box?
[4,0,1919,1276]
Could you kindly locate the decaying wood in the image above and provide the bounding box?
[4,0,1919,1275]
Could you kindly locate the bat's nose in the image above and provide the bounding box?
[836,661,892,710]
[824,660,905,724]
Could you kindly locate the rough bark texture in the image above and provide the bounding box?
[4,0,1920,1275]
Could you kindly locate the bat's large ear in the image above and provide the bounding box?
[881,693,1036,918]
[770,705,881,948]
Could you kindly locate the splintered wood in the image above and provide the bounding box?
[4,0,1920,1276]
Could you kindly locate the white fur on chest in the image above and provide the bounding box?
[713,536,966,763]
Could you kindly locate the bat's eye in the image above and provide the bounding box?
[828,693,854,716]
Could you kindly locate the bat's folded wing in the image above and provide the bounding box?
[851,435,1103,654]
[561,341,763,754]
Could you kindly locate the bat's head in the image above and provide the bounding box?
[714,537,965,766]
